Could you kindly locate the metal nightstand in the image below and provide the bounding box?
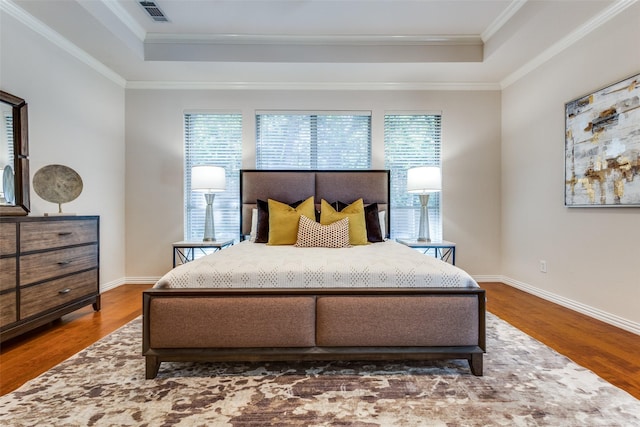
[396,239,456,265]
[172,240,234,267]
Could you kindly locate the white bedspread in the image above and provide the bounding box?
[156,240,478,289]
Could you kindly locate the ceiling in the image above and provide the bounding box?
[5,0,633,89]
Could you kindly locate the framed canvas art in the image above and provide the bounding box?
[564,73,640,207]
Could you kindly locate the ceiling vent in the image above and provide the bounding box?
[139,1,168,22]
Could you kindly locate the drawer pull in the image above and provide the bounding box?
[57,260,72,266]
[58,288,71,295]
[58,232,73,236]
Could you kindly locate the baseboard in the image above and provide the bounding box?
[124,277,161,285]
[99,278,127,293]
[500,276,640,336]
[472,275,503,283]
[99,277,158,293]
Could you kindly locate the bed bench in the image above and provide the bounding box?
[143,287,486,379]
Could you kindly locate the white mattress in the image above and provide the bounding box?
[155,240,478,289]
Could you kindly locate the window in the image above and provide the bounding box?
[256,112,371,169]
[184,113,242,241]
[384,114,442,240]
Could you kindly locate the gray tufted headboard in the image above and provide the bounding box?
[240,170,390,238]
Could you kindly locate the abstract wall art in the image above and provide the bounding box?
[565,73,640,207]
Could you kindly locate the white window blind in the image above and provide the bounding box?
[2,111,13,159]
[256,112,371,169]
[184,113,242,241]
[384,114,442,240]
[1,112,13,203]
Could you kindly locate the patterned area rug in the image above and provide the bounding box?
[1,314,638,426]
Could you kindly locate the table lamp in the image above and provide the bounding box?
[191,165,226,241]
[407,166,441,242]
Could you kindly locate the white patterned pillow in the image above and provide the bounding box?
[295,215,351,248]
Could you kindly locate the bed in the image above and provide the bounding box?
[143,170,486,379]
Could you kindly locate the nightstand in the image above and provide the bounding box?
[172,240,234,267]
[396,239,456,265]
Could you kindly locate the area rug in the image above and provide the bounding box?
[1,314,638,427]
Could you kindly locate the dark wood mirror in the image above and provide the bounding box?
[0,90,30,216]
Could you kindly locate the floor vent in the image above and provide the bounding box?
[139,1,168,22]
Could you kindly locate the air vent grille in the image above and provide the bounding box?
[139,1,168,22]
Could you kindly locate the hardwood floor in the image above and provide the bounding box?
[0,284,149,396]
[1,282,639,399]
[482,282,640,400]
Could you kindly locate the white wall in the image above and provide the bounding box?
[1,12,126,290]
[4,0,637,333]
[501,3,640,328]
[125,89,502,279]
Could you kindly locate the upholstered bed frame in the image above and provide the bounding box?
[239,170,391,240]
[142,170,486,379]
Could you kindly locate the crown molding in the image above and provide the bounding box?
[125,81,501,91]
[145,33,483,46]
[501,0,637,88]
[6,0,633,92]
[100,0,146,42]
[481,0,528,42]
[1,0,126,87]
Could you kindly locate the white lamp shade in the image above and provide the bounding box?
[407,166,442,194]
[191,166,226,192]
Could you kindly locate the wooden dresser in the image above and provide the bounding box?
[0,216,100,342]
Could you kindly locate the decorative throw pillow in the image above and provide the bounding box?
[333,201,384,242]
[295,215,351,248]
[249,208,258,241]
[267,196,316,245]
[255,198,305,243]
[320,198,368,245]
[378,210,386,240]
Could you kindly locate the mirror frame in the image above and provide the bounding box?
[0,90,30,216]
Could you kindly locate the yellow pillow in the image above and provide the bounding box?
[320,199,368,245]
[267,196,316,245]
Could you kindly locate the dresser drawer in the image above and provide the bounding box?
[20,244,98,286]
[20,270,98,319]
[1,216,100,343]
[20,220,98,252]
[0,290,17,327]
[0,257,16,291]
[0,223,17,255]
